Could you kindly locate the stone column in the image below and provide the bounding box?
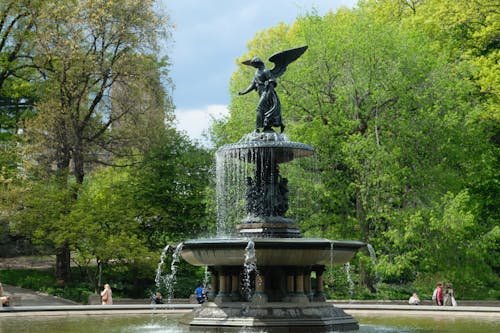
[230,270,241,301]
[207,269,218,301]
[286,273,295,293]
[296,271,304,293]
[251,271,268,304]
[292,268,309,303]
[304,269,313,301]
[313,265,326,302]
[215,269,232,303]
[285,270,295,301]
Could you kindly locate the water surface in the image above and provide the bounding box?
[0,314,498,333]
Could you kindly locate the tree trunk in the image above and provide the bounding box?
[95,260,102,294]
[73,145,85,184]
[55,242,71,282]
[355,185,377,293]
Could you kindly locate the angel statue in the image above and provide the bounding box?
[238,46,308,133]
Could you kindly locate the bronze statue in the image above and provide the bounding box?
[239,46,308,133]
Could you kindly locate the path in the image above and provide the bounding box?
[1,284,78,306]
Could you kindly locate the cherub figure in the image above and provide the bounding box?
[238,46,308,133]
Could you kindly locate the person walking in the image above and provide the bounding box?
[100,283,113,305]
[443,283,457,306]
[432,282,443,306]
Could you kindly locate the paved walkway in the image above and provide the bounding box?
[2,284,499,321]
[1,284,78,306]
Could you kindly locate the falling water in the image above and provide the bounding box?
[203,265,210,288]
[330,241,334,268]
[215,134,317,236]
[215,149,248,236]
[154,245,170,292]
[344,262,355,297]
[156,243,184,303]
[366,243,379,281]
[366,244,377,266]
[242,239,257,300]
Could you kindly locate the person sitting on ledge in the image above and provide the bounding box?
[408,292,420,305]
[0,283,11,307]
[194,284,206,304]
[151,292,164,304]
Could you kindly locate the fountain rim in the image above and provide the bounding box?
[216,140,315,154]
[182,238,366,251]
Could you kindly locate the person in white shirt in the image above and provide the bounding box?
[408,292,420,305]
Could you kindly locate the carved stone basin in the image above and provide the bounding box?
[181,238,366,267]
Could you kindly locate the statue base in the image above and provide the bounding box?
[181,301,359,332]
[237,216,301,238]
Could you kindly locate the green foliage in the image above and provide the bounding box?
[130,132,214,245]
[69,167,150,258]
[1,0,498,302]
[214,0,499,299]
[0,269,55,290]
[0,1,41,143]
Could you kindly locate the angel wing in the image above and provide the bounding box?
[268,45,308,79]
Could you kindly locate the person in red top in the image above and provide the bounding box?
[433,282,444,306]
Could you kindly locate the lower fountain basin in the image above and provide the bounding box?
[181,238,366,267]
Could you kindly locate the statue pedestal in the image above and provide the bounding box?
[181,302,359,332]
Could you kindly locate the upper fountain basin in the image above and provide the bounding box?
[216,132,314,164]
[181,238,366,267]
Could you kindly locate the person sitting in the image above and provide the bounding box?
[151,292,164,304]
[408,292,420,305]
[194,284,206,304]
[0,283,11,307]
[1,295,10,307]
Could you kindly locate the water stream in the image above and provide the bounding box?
[366,243,379,281]
[154,243,184,303]
[345,262,355,297]
[203,265,210,288]
[242,239,257,300]
[154,245,170,293]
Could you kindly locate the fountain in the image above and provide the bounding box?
[180,46,366,332]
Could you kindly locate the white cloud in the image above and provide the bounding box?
[175,104,229,143]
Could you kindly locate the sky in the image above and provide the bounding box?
[163,0,357,142]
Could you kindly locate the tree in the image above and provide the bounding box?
[130,131,213,247]
[67,166,153,292]
[19,0,172,281]
[0,0,40,106]
[0,0,41,179]
[214,3,498,296]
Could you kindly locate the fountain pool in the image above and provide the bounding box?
[0,313,498,333]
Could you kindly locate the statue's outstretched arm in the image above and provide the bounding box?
[238,81,256,95]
